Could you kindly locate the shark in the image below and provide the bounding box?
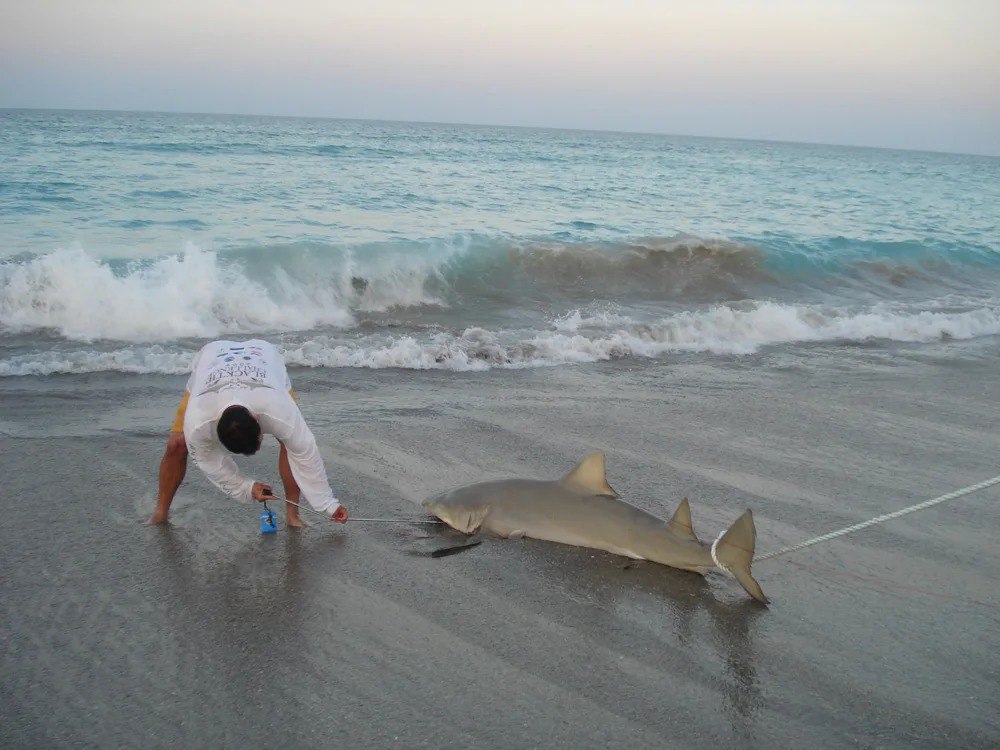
[422,452,768,604]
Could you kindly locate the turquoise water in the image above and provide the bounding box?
[1,108,998,375]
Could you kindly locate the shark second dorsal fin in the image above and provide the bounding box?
[668,498,699,541]
[561,452,619,497]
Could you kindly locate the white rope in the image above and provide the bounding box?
[269,496,442,524]
[755,473,1000,563]
[710,531,733,576]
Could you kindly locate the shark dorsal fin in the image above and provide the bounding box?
[561,452,619,497]
[667,498,699,541]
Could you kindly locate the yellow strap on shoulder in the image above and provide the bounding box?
[170,391,191,433]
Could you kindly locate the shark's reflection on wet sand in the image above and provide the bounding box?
[417,519,767,743]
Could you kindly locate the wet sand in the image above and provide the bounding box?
[2,343,999,748]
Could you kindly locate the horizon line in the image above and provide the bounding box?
[2,105,996,160]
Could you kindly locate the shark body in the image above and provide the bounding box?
[423,452,768,604]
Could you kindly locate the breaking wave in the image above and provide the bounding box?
[4,234,993,344]
[0,242,444,342]
[3,301,997,376]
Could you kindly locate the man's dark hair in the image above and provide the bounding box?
[216,405,261,455]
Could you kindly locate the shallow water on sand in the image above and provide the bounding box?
[2,343,998,748]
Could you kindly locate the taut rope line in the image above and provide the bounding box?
[755,473,1000,563]
[273,495,443,525]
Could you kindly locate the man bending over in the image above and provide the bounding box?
[150,339,349,526]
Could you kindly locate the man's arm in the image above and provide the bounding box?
[269,408,342,516]
[186,430,257,503]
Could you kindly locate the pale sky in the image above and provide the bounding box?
[2,0,998,154]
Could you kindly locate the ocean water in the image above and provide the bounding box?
[1,108,998,376]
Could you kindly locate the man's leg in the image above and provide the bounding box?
[278,441,306,527]
[149,432,187,524]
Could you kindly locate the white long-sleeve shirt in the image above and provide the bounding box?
[181,340,340,515]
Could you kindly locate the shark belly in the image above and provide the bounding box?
[494,522,646,560]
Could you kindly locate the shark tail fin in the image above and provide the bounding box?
[714,510,769,605]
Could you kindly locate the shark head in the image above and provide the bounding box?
[423,487,492,533]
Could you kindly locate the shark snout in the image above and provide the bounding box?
[422,488,491,534]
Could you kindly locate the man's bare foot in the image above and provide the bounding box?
[147,511,169,525]
[286,514,308,528]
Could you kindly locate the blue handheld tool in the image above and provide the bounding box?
[260,500,278,533]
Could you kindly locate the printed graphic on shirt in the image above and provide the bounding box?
[197,344,275,396]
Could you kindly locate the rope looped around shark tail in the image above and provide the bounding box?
[710,532,733,577]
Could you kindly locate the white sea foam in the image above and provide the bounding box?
[281,330,501,372]
[550,308,634,333]
[0,346,195,377]
[0,244,354,341]
[0,244,456,342]
[3,301,997,376]
[529,302,1000,363]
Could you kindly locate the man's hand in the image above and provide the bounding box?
[251,482,274,502]
[330,506,349,524]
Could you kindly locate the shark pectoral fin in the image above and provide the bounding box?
[715,510,769,605]
[431,536,483,558]
[668,498,699,541]
[561,451,619,497]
